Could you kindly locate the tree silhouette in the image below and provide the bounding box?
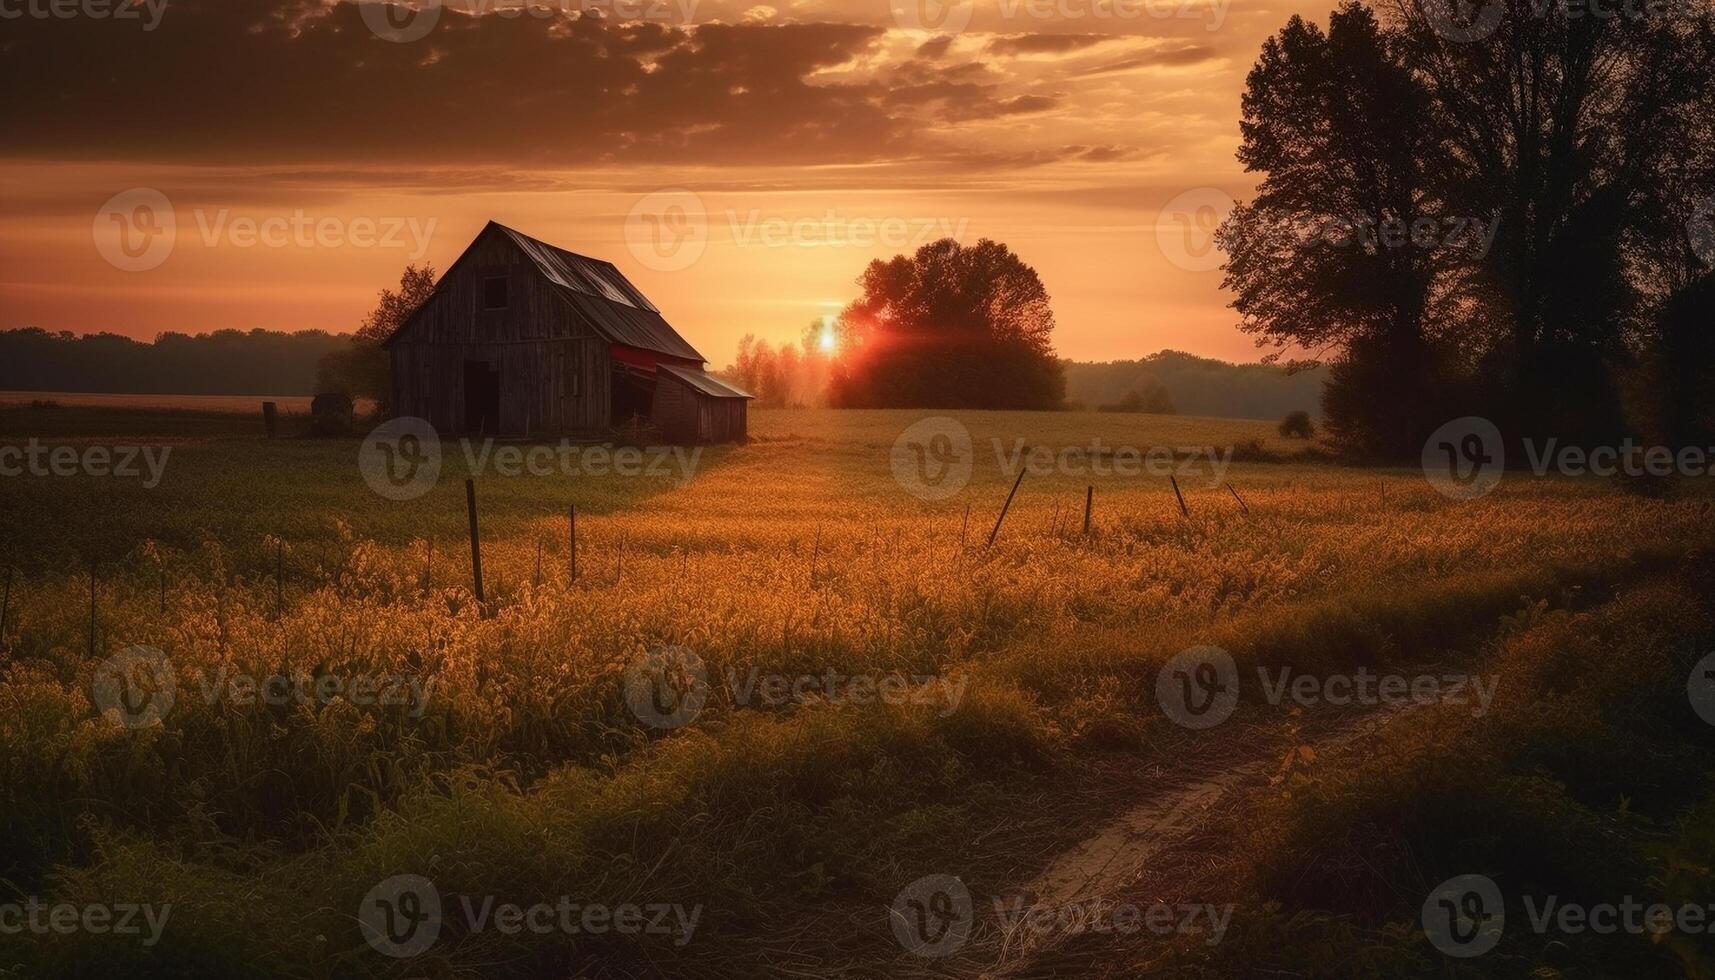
[1222,0,1715,455]
[828,239,1065,409]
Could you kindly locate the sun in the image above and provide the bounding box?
[818,317,838,354]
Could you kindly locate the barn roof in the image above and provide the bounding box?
[658,363,754,399]
[385,222,706,363]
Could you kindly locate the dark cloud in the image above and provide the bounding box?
[0,0,1054,168]
[986,33,1111,55]
[914,35,954,59]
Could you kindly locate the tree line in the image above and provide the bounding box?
[0,327,347,396]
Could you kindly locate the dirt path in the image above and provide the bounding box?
[963,699,1425,979]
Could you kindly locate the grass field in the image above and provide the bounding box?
[2,403,1713,977]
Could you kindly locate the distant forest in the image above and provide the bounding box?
[0,327,1323,421]
[0,328,347,395]
[1063,352,1324,420]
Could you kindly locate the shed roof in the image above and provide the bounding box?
[658,364,754,399]
[385,221,706,363]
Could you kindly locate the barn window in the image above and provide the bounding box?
[482,275,508,310]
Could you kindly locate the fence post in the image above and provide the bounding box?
[88,557,98,660]
[568,505,578,584]
[261,401,278,439]
[1170,475,1190,518]
[1083,485,1093,535]
[466,479,484,603]
[988,464,1028,547]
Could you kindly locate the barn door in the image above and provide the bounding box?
[462,360,500,436]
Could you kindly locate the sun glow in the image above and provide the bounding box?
[818,317,838,354]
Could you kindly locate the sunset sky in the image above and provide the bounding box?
[0,0,1301,365]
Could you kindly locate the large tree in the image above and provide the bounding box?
[1221,0,1715,454]
[828,239,1065,409]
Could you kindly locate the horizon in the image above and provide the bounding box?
[0,0,1286,364]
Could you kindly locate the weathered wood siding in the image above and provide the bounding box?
[389,228,611,435]
[652,374,748,444]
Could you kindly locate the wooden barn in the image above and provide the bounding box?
[383,221,751,442]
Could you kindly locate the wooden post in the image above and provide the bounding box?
[262,401,278,439]
[568,506,578,584]
[424,537,433,591]
[616,532,625,585]
[988,464,1028,547]
[465,478,484,603]
[275,539,284,618]
[534,539,543,589]
[809,525,821,588]
[1226,483,1250,516]
[158,560,166,613]
[1083,485,1093,535]
[959,503,970,550]
[1169,475,1190,518]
